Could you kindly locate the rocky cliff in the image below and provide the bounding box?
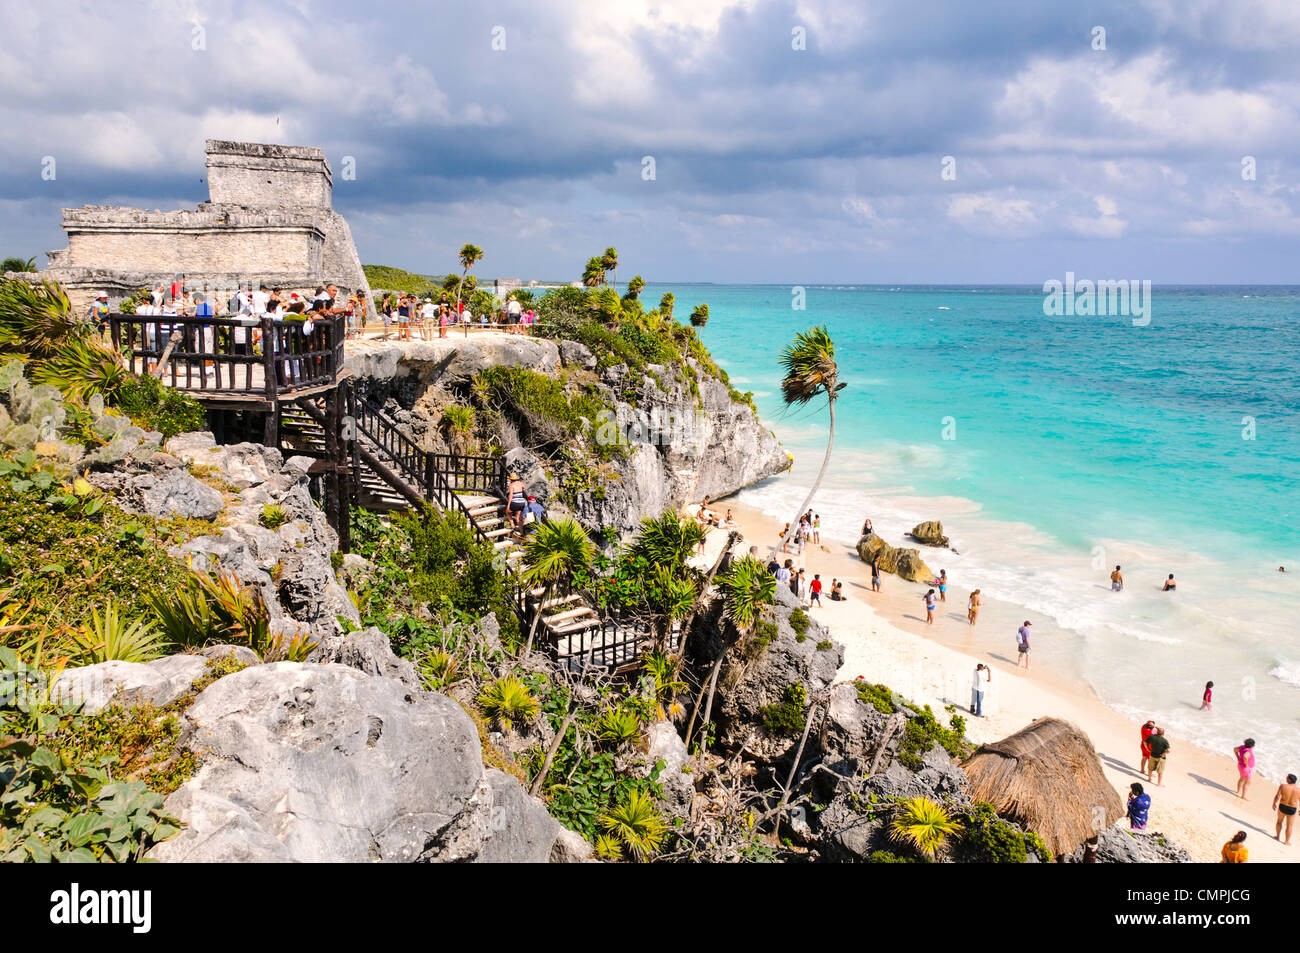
[345,335,789,535]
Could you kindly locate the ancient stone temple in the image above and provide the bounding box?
[45,139,374,317]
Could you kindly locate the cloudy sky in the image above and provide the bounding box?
[3,0,1299,283]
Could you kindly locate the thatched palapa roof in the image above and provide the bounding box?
[961,717,1123,859]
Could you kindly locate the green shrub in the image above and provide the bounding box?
[761,682,808,737]
[473,366,619,461]
[816,639,833,651]
[477,676,539,733]
[260,503,288,529]
[111,373,207,439]
[958,802,1036,863]
[854,680,897,714]
[788,608,810,636]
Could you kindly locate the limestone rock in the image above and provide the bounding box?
[54,655,209,714]
[909,520,950,547]
[149,662,561,863]
[309,626,419,689]
[550,826,596,863]
[856,533,934,583]
[125,467,225,520]
[558,340,597,371]
[1067,825,1193,863]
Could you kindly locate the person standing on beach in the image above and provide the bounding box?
[923,589,936,624]
[810,574,822,608]
[936,569,948,602]
[1234,739,1257,800]
[795,569,809,604]
[1127,783,1151,831]
[1111,565,1124,591]
[812,513,821,544]
[1016,621,1031,669]
[1199,681,1214,711]
[871,555,882,592]
[971,663,990,716]
[1140,720,1157,774]
[1273,774,1299,845]
[967,589,981,626]
[1221,831,1249,863]
[1146,728,1170,786]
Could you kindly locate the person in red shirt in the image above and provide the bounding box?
[809,574,823,607]
[1140,720,1157,774]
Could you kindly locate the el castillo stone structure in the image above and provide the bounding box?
[44,139,374,317]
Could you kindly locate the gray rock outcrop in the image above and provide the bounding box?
[149,662,562,863]
[857,533,934,583]
[309,626,419,689]
[54,655,210,714]
[909,520,950,548]
[1066,825,1194,863]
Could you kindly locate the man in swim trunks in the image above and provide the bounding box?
[1111,565,1124,591]
[1162,573,1176,591]
[1146,727,1170,786]
[1273,774,1299,845]
[936,569,948,602]
[871,555,882,592]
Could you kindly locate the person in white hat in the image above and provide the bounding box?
[88,291,111,334]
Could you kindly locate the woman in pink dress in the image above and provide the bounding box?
[1234,738,1257,800]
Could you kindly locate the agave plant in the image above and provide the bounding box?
[477,676,539,733]
[599,789,666,862]
[891,796,962,857]
[149,569,270,656]
[596,706,641,746]
[594,833,623,861]
[417,647,460,690]
[72,596,169,664]
[27,338,126,401]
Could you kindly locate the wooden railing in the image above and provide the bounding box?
[107,312,346,396]
[428,452,505,494]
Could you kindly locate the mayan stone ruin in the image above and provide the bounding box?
[43,139,374,316]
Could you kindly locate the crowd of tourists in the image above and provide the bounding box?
[367,292,537,341]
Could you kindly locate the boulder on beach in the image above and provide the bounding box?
[856,534,933,583]
[909,520,949,548]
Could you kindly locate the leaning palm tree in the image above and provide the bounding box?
[779,326,845,550]
[602,247,619,291]
[582,256,605,288]
[689,304,709,328]
[521,515,597,655]
[624,275,646,301]
[658,291,675,319]
[456,243,483,335]
[686,555,776,752]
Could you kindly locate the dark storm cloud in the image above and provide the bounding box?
[1,0,1298,282]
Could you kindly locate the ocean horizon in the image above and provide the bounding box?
[647,282,1300,780]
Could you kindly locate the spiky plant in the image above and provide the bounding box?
[599,789,666,862]
[779,326,844,548]
[196,570,270,655]
[641,650,686,720]
[477,676,539,733]
[601,246,619,290]
[596,706,641,746]
[72,596,169,664]
[0,278,83,358]
[418,647,460,690]
[630,510,704,570]
[717,556,778,637]
[594,833,623,861]
[891,797,962,857]
[259,503,288,529]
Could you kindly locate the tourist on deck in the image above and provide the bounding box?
[420,299,436,340]
[87,291,110,334]
[1235,739,1257,800]
[253,284,271,316]
[438,305,449,339]
[178,290,194,316]
[1127,783,1151,831]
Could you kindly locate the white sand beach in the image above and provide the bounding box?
[693,500,1299,864]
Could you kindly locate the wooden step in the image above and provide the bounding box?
[543,606,597,625]
[483,527,513,539]
[536,593,583,610]
[458,494,498,509]
[547,616,602,636]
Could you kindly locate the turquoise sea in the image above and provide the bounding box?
[648,283,1300,778]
